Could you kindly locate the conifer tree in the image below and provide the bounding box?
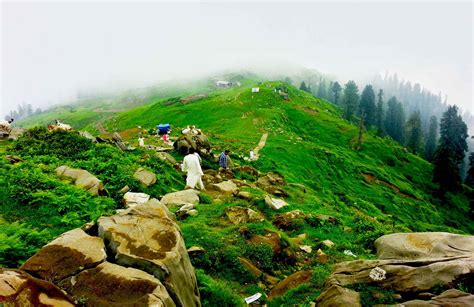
[433,105,468,192]
[384,97,405,144]
[317,79,327,99]
[331,81,342,105]
[465,152,474,188]
[405,111,424,154]
[376,89,385,136]
[299,81,309,92]
[359,85,377,127]
[424,115,438,161]
[342,81,359,120]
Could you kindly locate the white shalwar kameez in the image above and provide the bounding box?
[182,153,204,189]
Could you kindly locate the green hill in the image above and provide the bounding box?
[2,79,472,306]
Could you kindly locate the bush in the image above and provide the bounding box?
[196,269,244,307]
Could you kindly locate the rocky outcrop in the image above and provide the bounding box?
[273,210,306,230]
[21,228,107,283]
[59,262,175,306]
[98,200,200,306]
[161,189,200,208]
[401,289,474,306]
[0,269,75,306]
[156,152,178,165]
[133,167,157,186]
[268,271,312,300]
[315,232,474,306]
[173,134,211,156]
[55,165,106,196]
[375,232,474,260]
[15,199,200,306]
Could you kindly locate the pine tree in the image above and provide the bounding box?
[331,81,342,105]
[405,111,424,154]
[359,85,377,127]
[317,79,327,99]
[433,105,468,192]
[465,152,474,187]
[342,81,359,120]
[424,115,438,161]
[283,77,293,85]
[300,81,309,93]
[376,89,385,136]
[384,97,405,144]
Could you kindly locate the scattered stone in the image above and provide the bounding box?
[133,167,157,187]
[236,165,260,177]
[161,189,200,208]
[257,172,285,189]
[316,284,361,307]
[187,246,206,255]
[55,165,106,196]
[287,183,307,193]
[300,245,312,253]
[273,210,306,230]
[322,240,335,249]
[316,249,328,264]
[5,155,22,164]
[263,273,279,285]
[187,209,198,217]
[208,180,239,195]
[298,233,307,240]
[224,206,264,225]
[249,231,281,253]
[123,192,150,208]
[268,271,312,300]
[237,191,252,200]
[156,152,177,165]
[119,185,130,193]
[21,228,106,283]
[313,214,339,225]
[0,268,75,306]
[239,257,263,278]
[264,195,288,210]
[59,262,175,306]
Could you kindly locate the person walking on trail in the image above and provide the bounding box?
[182,148,204,190]
[219,150,230,169]
[138,135,145,147]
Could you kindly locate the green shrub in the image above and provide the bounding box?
[244,243,274,272]
[199,193,213,204]
[196,269,244,307]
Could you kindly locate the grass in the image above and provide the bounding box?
[3,78,473,305]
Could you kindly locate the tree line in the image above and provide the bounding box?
[5,103,42,121]
[297,78,474,194]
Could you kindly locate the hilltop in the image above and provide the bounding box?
[2,79,473,305]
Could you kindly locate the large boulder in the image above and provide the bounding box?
[55,165,106,196]
[315,232,474,305]
[59,262,175,306]
[273,210,306,230]
[315,284,361,307]
[98,199,200,307]
[21,228,106,283]
[401,289,474,306]
[133,167,157,186]
[173,134,210,156]
[161,189,200,208]
[375,232,474,260]
[0,269,75,306]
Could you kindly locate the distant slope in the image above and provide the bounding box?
[103,80,472,232]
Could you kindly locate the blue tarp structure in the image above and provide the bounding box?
[156,123,170,135]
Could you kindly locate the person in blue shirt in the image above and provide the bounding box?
[218,150,230,169]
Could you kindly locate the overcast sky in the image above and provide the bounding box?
[1,1,473,116]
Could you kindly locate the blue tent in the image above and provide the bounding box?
[156,123,171,135]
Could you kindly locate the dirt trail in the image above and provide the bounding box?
[252,133,268,160]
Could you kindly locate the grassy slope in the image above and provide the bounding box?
[5,79,472,306]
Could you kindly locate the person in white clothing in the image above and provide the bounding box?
[181,148,204,190]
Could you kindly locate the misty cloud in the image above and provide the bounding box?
[2,1,472,116]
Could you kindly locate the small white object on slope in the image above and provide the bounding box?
[244,292,262,304]
[343,250,357,257]
[369,267,386,281]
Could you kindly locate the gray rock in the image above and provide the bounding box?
[133,167,157,186]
